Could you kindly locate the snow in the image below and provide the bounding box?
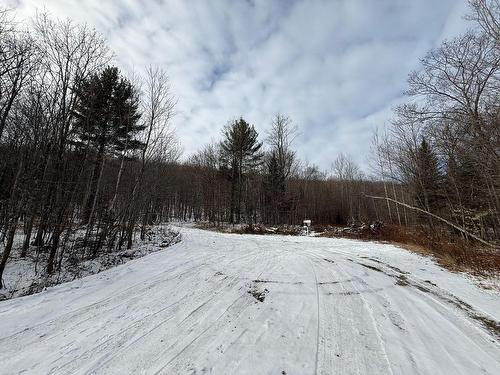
[0,225,180,300]
[0,226,499,374]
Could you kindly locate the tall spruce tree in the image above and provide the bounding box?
[72,66,143,223]
[413,138,443,223]
[264,152,286,224]
[220,118,263,223]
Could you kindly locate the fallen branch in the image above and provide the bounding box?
[364,194,497,248]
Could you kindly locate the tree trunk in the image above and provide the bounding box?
[82,150,104,224]
[0,218,19,288]
[21,215,34,258]
[47,225,62,274]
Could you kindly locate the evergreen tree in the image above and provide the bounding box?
[413,138,443,216]
[72,66,143,223]
[264,151,286,224]
[220,118,263,223]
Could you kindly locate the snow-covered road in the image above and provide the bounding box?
[0,227,499,375]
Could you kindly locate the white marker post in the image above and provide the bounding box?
[303,219,311,235]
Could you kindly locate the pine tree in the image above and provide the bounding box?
[220,118,263,223]
[264,151,286,224]
[72,66,143,223]
[413,138,443,217]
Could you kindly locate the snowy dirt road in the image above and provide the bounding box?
[0,227,499,375]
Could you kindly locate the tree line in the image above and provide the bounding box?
[179,115,385,227]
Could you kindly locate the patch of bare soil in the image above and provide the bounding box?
[248,284,269,302]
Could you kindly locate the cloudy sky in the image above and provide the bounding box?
[7,0,470,171]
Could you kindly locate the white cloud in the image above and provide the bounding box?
[8,0,469,171]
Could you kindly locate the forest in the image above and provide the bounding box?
[0,0,499,289]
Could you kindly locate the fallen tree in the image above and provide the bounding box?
[364,194,497,249]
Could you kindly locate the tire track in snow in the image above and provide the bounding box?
[308,256,321,375]
[304,244,500,374]
[2,236,261,351]
[154,241,287,374]
[301,248,394,375]
[2,236,263,375]
[332,258,394,375]
[0,254,222,351]
[349,256,500,342]
[337,254,500,373]
[83,240,277,374]
[0,253,205,333]
[49,248,266,375]
[153,290,250,374]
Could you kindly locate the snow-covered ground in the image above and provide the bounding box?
[0,226,499,374]
[0,225,180,300]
